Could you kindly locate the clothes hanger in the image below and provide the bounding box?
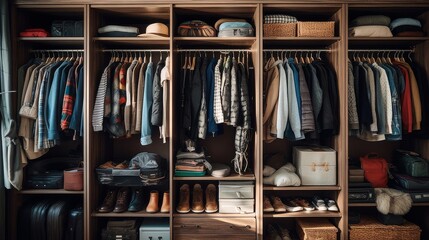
[138,51,142,63]
[370,52,376,64]
[149,51,153,63]
[400,50,405,62]
[294,51,298,63]
[191,52,196,70]
[407,51,413,63]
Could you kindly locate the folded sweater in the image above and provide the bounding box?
[350,15,391,27]
[349,25,393,37]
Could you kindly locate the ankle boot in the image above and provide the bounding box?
[160,191,170,213]
[113,187,130,213]
[192,184,205,213]
[205,184,218,213]
[146,190,159,213]
[176,184,190,213]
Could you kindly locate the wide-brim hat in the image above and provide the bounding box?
[138,23,169,37]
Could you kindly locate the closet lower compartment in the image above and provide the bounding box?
[173,217,256,235]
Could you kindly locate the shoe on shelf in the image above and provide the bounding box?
[98,161,116,169]
[284,199,304,212]
[274,223,292,240]
[114,161,129,169]
[270,196,286,213]
[205,184,218,213]
[312,196,327,211]
[192,184,205,213]
[160,191,170,213]
[325,199,339,212]
[294,198,315,211]
[176,184,191,213]
[98,188,117,213]
[266,224,282,240]
[263,195,275,212]
[128,188,144,212]
[146,190,160,213]
[113,187,130,213]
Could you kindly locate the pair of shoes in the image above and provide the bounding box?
[176,184,218,213]
[289,198,314,211]
[263,195,286,213]
[98,161,128,169]
[266,224,291,240]
[98,188,130,213]
[312,196,339,211]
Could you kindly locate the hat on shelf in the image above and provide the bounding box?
[138,23,169,37]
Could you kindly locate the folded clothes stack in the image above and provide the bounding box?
[98,25,139,37]
[264,14,297,24]
[390,18,424,37]
[175,149,211,177]
[349,15,393,37]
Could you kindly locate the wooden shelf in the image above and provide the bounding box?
[348,37,429,47]
[174,37,256,48]
[264,211,341,218]
[19,189,84,194]
[263,185,341,191]
[18,37,84,46]
[173,213,256,218]
[263,37,340,47]
[174,172,255,181]
[93,37,170,47]
[349,202,429,207]
[92,211,170,218]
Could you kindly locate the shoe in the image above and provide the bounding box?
[176,184,190,213]
[98,161,116,169]
[266,224,282,240]
[113,187,130,213]
[312,196,327,211]
[274,223,292,240]
[270,196,286,213]
[192,184,205,213]
[160,191,170,213]
[325,199,339,212]
[284,199,303,212]
[293,198,315,211]
[98,189,117,213]
[205,184,218,213]
[263,195,274,212]
[128,188,144,212]
[146,190,159,213]
[114,161,128,169]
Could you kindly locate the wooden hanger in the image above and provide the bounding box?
[400,51,405,62]
[138,52,143,63]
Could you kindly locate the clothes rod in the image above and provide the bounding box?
[102,49,170,52]
[348,49,414,52]
[263,49,331,52]
[176,49,252,52]
[30,49,84,52]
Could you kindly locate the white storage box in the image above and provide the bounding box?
[139,218,170,240]
[293,146,337,185]
[219,199,255,214]
[219,181,254,199]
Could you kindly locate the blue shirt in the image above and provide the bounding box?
[141,61,154,145]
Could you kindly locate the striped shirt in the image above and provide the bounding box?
[213,57,224,123]
[92,61,114,131]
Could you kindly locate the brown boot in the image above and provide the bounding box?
[192,184,205,213]
[113,187,130,213]
[176,184,190,213]
[98,188,117,213]
[160,191,170,213]
[146,190,159,213]
[205,184,218,213]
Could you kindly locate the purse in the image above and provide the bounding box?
[64,167,84,191]
[360,153,388,188]
[393,149,429,177]
[177,20,216,37]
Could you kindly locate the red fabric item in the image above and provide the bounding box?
[360,154,388,188]
[394,63,412,133]
[19,28,49,37]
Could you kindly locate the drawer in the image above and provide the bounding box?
[173,218,256,235]
[174,234,256,240]
[219,181,254,199]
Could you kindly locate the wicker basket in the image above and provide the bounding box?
[296,218,338,240]
[297,21,335,37]
[349,216,421,240]
[263,23,296,37]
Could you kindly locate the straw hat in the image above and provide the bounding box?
[138,23,169,37]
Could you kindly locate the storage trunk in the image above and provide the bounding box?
[140,218,170,240]
[219,181,254,199]
[219,199,254,214]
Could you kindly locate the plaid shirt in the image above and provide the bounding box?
[60,61,79,130]
[264,14,297,24]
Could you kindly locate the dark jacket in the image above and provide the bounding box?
[151,59,165,127]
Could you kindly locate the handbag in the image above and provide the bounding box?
[393,149,429,177]
[64,166,84,191]
[177,20,216,37]
[360,153,388,188]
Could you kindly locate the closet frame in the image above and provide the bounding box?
[6,1,429,240]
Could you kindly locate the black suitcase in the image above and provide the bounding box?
[47,200,72,240]
[32,200,53,240]
[65,206,84,240]
[18,202,34,240]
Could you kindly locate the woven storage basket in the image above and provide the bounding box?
[297,21,335,37]
[263,23,296,37]
[296,218,338,240]
[349,216,421,240]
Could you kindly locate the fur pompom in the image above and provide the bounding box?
[375,188,413,215]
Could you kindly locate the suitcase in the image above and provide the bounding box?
[394,149,429,177]
[102,220,138,240]
[32,200,54,240]
[65,206,84,240]
[18,202,34,240]
[392,172,429,190]
[390,184,429,202]
[47,201,72,240]
[348,188,376,203]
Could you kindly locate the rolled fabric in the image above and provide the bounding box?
[391,25,424,36]
[98,25,139,34]
[350,15,391,27]
[390,18,422,30]
[349,25,393,37]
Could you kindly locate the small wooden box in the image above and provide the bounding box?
[296,218,338,240]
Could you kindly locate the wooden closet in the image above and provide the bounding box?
[6,1,429,240]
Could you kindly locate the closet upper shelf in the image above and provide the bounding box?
[349,37,429,47]
[263,37,341,47]
[93,37,170,47]
[18,37,84,46]
[174,37,256,48]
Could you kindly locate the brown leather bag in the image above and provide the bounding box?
[64,168,84,191]
[177,20,216,37]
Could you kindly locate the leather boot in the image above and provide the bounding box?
[146,190,159,213]
[98,188,117,213]
[160,191,170,213]
[176,184,190,213]
[192,184,205,213]
[113,187,130,213]
[128,188,144,212]
[205,184,218,213]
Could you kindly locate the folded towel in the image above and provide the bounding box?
[390,18,422,30]
[349,25,393,37]
[98,25,139,34]
[350,15,391,27]
[264,14,297,24]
